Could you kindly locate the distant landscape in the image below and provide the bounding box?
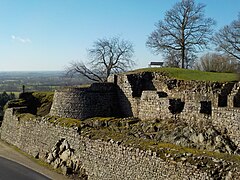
[0,71,89,120]
[0,71,89,94]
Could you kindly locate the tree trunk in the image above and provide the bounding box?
[181,46,185,68]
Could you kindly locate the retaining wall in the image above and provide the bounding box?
[1,108,236,179]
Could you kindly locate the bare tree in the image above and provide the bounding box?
[164,50,181,68]
[67,37,134,82]
[146,0,215,68]
[213,14,240,60]
[164,49,196,68]
[195,53,239,73]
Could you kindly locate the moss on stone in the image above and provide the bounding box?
[8,105,240,170]
[5,92,54,116]
[4,99,27,110]
[85,127,240,169]
[47,116,82,127]
[17,113,37,121]
[56,118,82,127]
[32,92,54,116]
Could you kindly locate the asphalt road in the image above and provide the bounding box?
[0,140,68,180]
[0,157,50,180]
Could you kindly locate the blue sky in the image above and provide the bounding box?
[0,0,239,71]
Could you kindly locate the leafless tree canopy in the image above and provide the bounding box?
[164,50,181,68]
[195,53,239,73]
[146,0,215,68]
[213,14,240,61]
[67,37,134,82]
[164,49,196,68]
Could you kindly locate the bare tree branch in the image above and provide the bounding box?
[213,14,240,61]
[66,37,134,82]
[195,53,239,73]
[146,0,215,68]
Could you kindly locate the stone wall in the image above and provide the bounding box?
[50,83,119,119]
[108,73,240,149]
[3,108,239,179]
[212,108,240,147]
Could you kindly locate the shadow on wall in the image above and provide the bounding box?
[116,86,134,117]
[234,91,240,107]
[218,82,235,107]
[127,72,156,98]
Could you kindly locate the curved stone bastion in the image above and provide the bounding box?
[49,83,119,119]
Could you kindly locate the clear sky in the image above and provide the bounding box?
[0,0,239,71]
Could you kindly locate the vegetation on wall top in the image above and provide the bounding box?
[128,67,239,82]
[5,92,54,116]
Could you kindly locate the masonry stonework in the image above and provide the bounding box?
[2,109,240,179]
[108,73,240,149]
[50,83,119,119]
[1,72,240,179]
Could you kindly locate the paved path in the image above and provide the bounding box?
[0,140,69,180]
[0,157,50,180]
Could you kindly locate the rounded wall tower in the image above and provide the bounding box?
[49,83,118,119]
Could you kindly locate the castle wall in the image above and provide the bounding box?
[1,73,240,179]
[2,108,237,179]
[109,73,240,149]
[138,91,170,120]
[212,108,240,147]
[133,90,240,148]
[50,83,118,119]
[115,74,139,117]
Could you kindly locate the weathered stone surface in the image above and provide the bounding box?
[1,110,240,179]
[2,72,240,179]
[60,149,71,162]
[49,83,119,119]
[109,73,240,148]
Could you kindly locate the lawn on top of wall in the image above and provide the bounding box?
[128,67,239,82]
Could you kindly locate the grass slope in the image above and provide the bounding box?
[129,67,239,82]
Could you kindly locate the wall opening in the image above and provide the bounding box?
[157,91,168,98]
[166,79,177,90]
[200,101,212,115]
[127,72,156,98]
[218,94,227,107]
[168,99,185,115]
[114,75,118,84]
[234,92,240,107]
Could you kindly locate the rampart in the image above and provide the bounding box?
[108,73,240,148]
[50,83,119,119]
[47,72,240,149]
[1,108,239,179]
[1,72,240,179]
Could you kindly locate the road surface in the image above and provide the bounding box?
[0,139,68,180]
[0,157,50,180]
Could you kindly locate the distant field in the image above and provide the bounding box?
[0,71,90,93]
[129,67,239,82]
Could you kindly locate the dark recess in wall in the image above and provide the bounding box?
[218,94,228,107]
[168,99,185,115]
[127,72,156,98]
[200,101,212,115]
[157,91,168,98]
[233,88,240,107]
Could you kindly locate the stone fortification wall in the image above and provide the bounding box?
[50,83,118,119]
[136,91,240,148]
[2,108,240,179]
[109,73,240,149]
[212,108,240,147]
